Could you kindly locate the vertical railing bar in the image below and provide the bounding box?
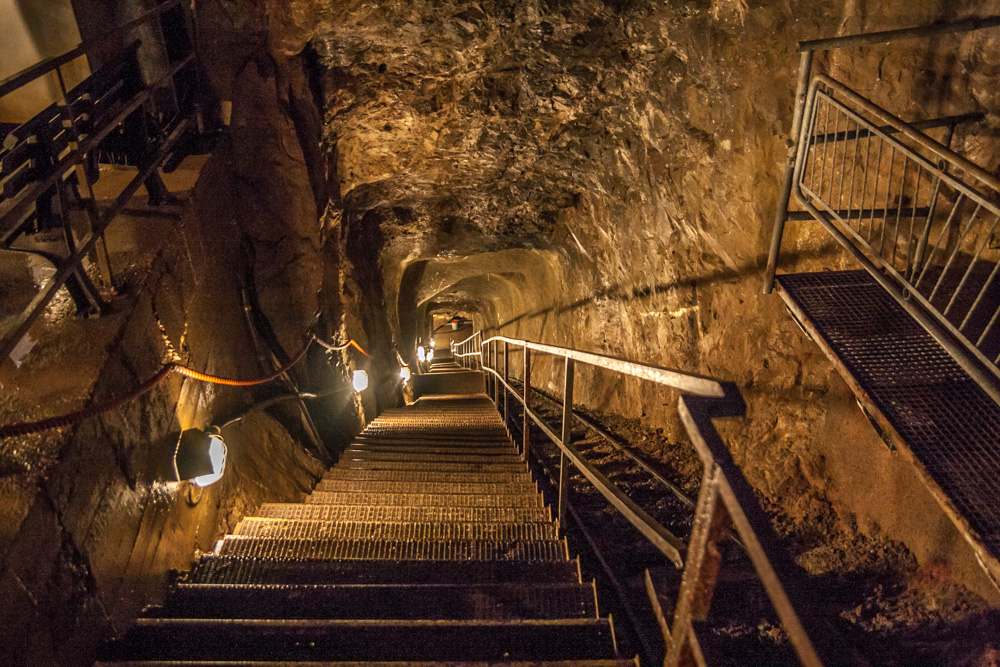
[522,346,532,462]
[836,115,851,212]
[889,155,909,267]
[820,94,833,203]
[808,95,822,190]
[915,194,965,289]
[979,303,1000,347]
[866,134,883,243]
[558,356,575,535]
[967,251,1000,335]
[503,340,509,428]
[904,166,922,278]
[878,145,896,255]
[823,101,839,203]
[946,213,1000,319]
[930,202,982,303]
[847,116,865,229]
[913,124,957,278]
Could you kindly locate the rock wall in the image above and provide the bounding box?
[316,0,1000,606]
[0,2,354,663]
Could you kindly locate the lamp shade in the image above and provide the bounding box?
[174,428,227,487]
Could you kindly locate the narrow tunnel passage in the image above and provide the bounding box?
[4,1,1000,666]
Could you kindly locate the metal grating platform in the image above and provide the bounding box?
[778,270,1000,562]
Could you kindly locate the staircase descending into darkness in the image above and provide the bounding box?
[97,354,633,665]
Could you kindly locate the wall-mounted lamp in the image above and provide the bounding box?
[352,369,369,392]
[174,427,227,488]
[428,347,435,362]
[430,337,435,347]
[416,346,426,363]
[399,365,411,383]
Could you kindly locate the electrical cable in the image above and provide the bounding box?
[0,334,372,438]
[312,335,373,358]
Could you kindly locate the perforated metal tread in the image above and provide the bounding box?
[97,661,640,666]
[306,491,542,509]
[336,460,528,473]
[778,270,1000,558]
[187,557,582,585]
[217,536,569,562]
[103,391,623,664]
[158,582,597,620]
[341,451,523,464]
[314,479,537,496]
[103,618,618,662]
[322,468,533,484]
[256,504,552,524]
[235,518,557,541]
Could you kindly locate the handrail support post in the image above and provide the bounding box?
[558,357,575,535]
[522,346,531,461]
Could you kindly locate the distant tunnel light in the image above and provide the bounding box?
[417,346,426,362]
[428,347,434,362]
[400,365,411,382]
[352,369,369,392]
[175,428,228,488]
[430,337,435,347]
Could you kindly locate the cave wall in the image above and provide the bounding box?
[0,2,359,664]
[315,0,1000,603]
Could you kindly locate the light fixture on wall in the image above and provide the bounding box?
[174,427,227,488]
[428,347,434,362]
[352,369,369,392]
[417,346,426,362]
[399,365,411,383]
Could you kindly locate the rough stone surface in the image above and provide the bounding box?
[315,0,1000,659]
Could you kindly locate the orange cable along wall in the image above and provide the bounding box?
[0,337,371,438]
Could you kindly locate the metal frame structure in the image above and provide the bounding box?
[0,0,197,361]
[763,15,1000,405]
[453,331,856,666]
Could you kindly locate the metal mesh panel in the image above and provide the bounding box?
[779,270,1000,555]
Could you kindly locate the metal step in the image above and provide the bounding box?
[314,479,537,496]
[340,451,523,464]
[187,556,582,585]
[98,660,639,666]
[335,460,528,473]
[305,491,542,509]
[347,443,515,455]
[256,503,551,524]
[235,518,557,541]
[321,469,533,485]
[216,536,569,561]
[103,617,618,662]
[157,581,598,620]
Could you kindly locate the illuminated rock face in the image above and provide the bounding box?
[317,0,1000,610]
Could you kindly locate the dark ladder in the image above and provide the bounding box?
[97,373,634,665]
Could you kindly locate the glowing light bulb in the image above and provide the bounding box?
[352,369,369,392]
[192,436,227,488]
[430,337,435,347]
[428,347,435,361]
[417,347,426,362]
[400,366,411,382]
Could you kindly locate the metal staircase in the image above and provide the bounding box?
[97,370,634,665]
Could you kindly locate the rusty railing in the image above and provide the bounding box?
[452,330,855,666]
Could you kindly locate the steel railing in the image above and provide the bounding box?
[451,330,856,666]
[763,16,1000,405]
[0,0,198,361]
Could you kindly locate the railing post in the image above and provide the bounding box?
[522,346,531,461]
[764,49,814,294]
[666,463,728,666]
[558,356,574,535]
[493,341,500,403]
[503,341,509,429]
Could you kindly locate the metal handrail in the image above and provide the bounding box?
[453,332,855,666]
[0,6,198,361]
